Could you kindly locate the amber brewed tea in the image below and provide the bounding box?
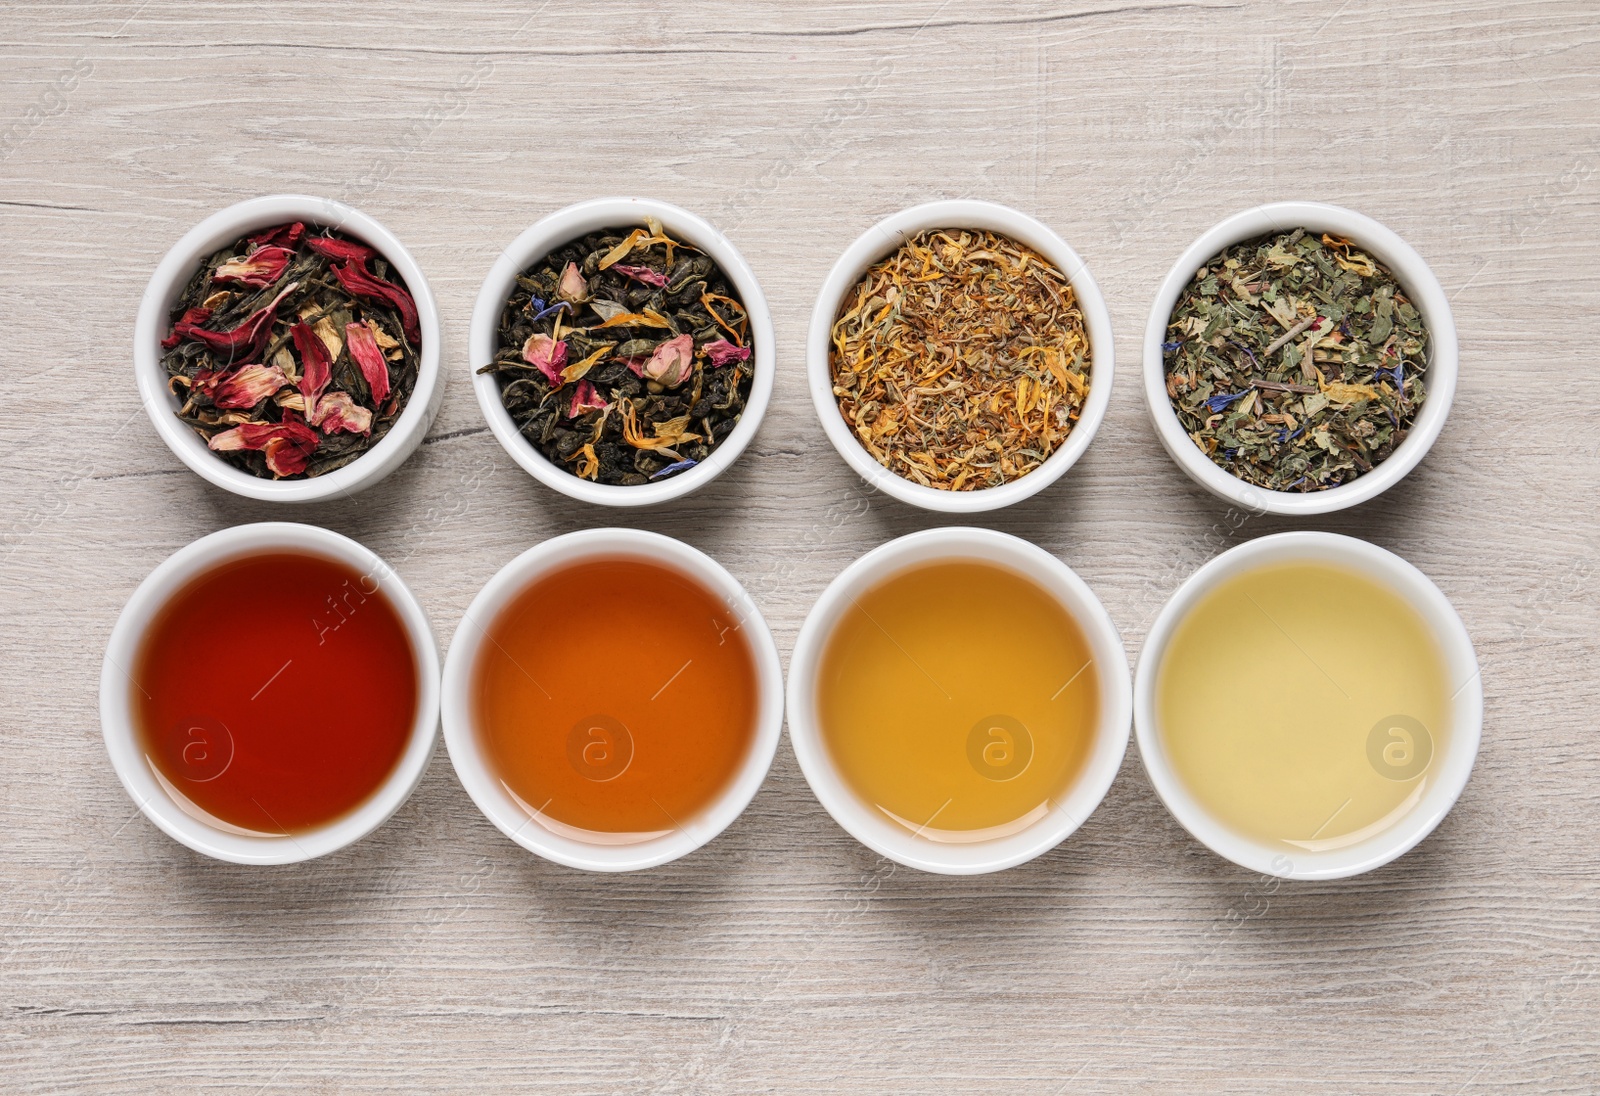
[815,560,1100,841]
[133,552,418,834]
[471,558,759,839]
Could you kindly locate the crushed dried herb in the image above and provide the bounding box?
[1163,228,1429,492]
[161,221,421,479]
[829,229,1090,491]
[479,218,752,486]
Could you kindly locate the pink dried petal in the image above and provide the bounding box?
[566,379,609,419]
[643,334,694,388]
[613,263,668,288]
[310,391,373,435]
[344,320,391,405]
[521,333,569,387]
[704,338,751,368]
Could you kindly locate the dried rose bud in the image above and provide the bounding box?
[643,334,694,388]
[522,333,569,387]
[213,245,294,289]
[704,338,751,368]
[345,320,391,405]
[558,261,589,302]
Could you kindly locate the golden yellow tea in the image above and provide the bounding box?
[1156,560,1452,850]
[472,558,758,840]
[816,560,1099,841]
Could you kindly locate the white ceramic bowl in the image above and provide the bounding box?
[1142,201,1458,516]
[806,200,1115,513]
[135,195,443,502]
[786,527,1132,874]
[1134,531,1481,880]
[440,529,784,871]
[99,523,441,864]
[469,198,774,507]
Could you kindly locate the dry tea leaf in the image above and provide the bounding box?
[1162,229,1428,492]
[829,229,1091,491]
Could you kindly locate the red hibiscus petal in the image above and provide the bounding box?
[332,262,420,346]
[311,391,373,435]
[345,320,391,405]
[213,245,294,289]
[172,281,298,363]
[162,306,212,350]
[209,363,290,409]
[306,236,377,265]
[290,322,331,408]
[246,221,305,250]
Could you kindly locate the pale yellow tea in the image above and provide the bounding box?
[816,560,1099,842]
[1156,560,1453,850]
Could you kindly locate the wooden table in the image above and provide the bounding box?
[3,1,1596,1090]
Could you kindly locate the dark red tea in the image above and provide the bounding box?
[132,551,418,834]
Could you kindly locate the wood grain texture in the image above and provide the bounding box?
[2,0,1598,1091]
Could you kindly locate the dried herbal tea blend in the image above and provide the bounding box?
[161,221,421,479]
[479,219,753,486]
[1163,229,1429,492]
[829,229,1090,491]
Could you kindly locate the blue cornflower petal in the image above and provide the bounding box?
[1205,390,1246,413]
[530,300,572,324]
[650,459,698,480]
[1161,340,1183,353]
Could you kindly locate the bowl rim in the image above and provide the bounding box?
[439,528,785,871]
[805,199,1116,514]
[468,197,774,508]
[133,194,444,503]
[1140,200,1458,516]
[785,526,1132,874]
[98,522,441,864]
[1132,530,1482,880]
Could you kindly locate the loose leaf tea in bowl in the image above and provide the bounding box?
[829,229,1090,491]
[479,219,753,486]
[161,221,421,479]
[1163,229,1429,492]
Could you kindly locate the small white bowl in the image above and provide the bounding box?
[99,523,441,864]
[806,200,1115,513]
[1142,201,1458,516]
[1134,531,1482,880]
[469,198,775,507]
[440,529,784,871]
[135,195,444,502]
[786,527,1132,875]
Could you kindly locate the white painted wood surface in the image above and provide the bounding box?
[2,0,1597,1090]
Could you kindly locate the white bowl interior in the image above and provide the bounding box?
[469,198,774,508]
[786,527,1132,874]
[99,523,441,864]
[134,194,443,503]
[1141,201,1458,517]
[441,529,785,871]
[1133,531,1482,880]
[806,199,1115,514]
